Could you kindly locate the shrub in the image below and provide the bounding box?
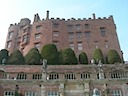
[59,48,78,65]
[41,44,59,65]
[92,48,104,64]
[25,48,41,65]
[0,49,9,64]
[8,50,25,65]
[79,52,88,64]
[107,49,121,64]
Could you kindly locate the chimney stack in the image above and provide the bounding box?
[46,10,49,20]
[92,13,96,19]
[34,13,41,22]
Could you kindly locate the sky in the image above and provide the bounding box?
[0,0,127,60]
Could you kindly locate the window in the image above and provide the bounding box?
[111,72,125,79]
[69,43,74,50]
[76,32,82,39]
[35,43,40,50]
[112,90,122,96]
[76,24,81,29]
[8,32,13,39]
[81,73,90,79]
[53,23,59,28]
[35,33,41,39]
[4,91,15,96]
[53,31,59,36]
[17,73,27,79]
[48,73,59,80]
[32,73,42,79]
[24,28,28,33]
[65,73,76,80]
[93,88,101,96]
[85,31,91,38]
[67,25,73,31]
[36,25,42,31]
[68,32,74,40]
[85,24,89,28]
[0,71,6,79]
[7,41,11,48]
[78,42,82,50]
[100,27,106,36]
[23,35,28,42]
[47,91,58,96]
[52,41,58,46]
[25,91,36,96]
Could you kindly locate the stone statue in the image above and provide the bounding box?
[91,58,95,64]
[2,58,6,65]
[41,59,47,72]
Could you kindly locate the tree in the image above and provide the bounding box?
[0,49,9,64]
[107,49,121,64]
[92,48,104,64]
[79,52,88,64]
[25,48,42,65]
[41,44,59,65]
[59,48,78,65]
[8,50,25,65]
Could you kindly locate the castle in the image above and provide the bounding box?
[1,11,127,96]
[5,11,122,61]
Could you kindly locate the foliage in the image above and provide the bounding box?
[92,48,104,64]
[8,50,25,65]
[79,52,88,64]
[41,44,59,65]
[59,48,78,65]
[25,48,42,65]
[0,49,9,64]
[107,49,121,64]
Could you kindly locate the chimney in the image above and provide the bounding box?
[92,13,96,19]
[34,13,41,22]
[46,10,49,20]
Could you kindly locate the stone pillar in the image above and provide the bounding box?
[6,73,10,79]
[84,82,90,96]
[42,73,47,81]
[41,85,46,96]
[59,83,65,96]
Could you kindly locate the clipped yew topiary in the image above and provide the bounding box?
[59,48,78,65]
[8,50,25,65]
[0,49,9,64]
[25,48,42,65]
[107,49,121,64]
[92,48,104,64]
[79,52,88,64]
[41,44,59,65]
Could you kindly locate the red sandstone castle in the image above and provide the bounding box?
[5,11,122,61]
[1,11,128,96]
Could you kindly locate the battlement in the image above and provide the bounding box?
[9,11,113,26]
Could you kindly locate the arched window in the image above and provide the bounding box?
[0,70,6,79]
[17,72,27,79]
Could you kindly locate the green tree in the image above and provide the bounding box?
[8,50,25,65]
[0,49,9,64]
[92,48,104,64]
[79,52,88,64]
[25,48,42,65]
[107,49,121,64]
[59,48,78,65]
[41,44,59,65]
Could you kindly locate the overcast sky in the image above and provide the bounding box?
[0,0,127,60]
